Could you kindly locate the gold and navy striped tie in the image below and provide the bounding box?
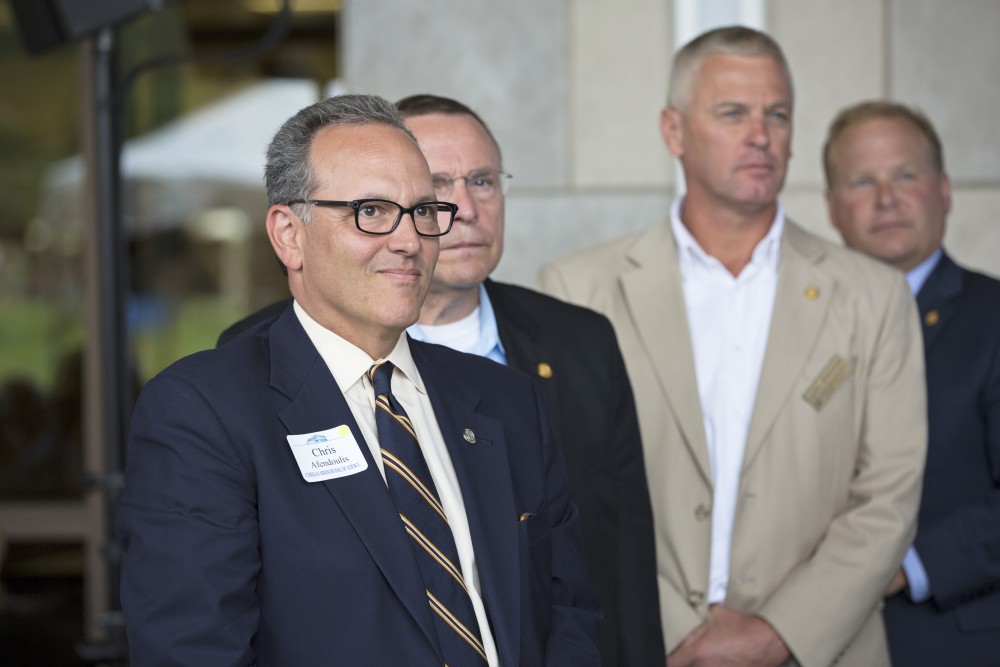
[369,361,488,665]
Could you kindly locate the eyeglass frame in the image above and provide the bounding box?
[432,169,513,200]
[285,198,458,237]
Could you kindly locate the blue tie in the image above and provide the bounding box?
[369,361,488,665]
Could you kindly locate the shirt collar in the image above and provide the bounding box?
[294,300,425,394]
[669,196,785,277]
[906,247,943,296]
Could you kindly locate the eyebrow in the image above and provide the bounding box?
[432,167,498,177]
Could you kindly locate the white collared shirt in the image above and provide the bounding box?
[294,302,499,666]
[907,247,943,296]
[670,198,784,604]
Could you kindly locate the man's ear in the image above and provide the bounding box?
[660,107,684,158]
[266,205,304,273]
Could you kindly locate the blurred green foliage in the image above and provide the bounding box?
[0,296,243,392]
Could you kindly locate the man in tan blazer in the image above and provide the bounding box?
[540,26,927,667]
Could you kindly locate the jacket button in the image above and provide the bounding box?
[694,504,711,521]
[687,590,705,608]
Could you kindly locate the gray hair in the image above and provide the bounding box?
[264,93,416,223]
[667,25,793,110]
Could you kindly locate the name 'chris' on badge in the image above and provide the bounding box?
[286,425,369,483]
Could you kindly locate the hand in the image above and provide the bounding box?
[668,604,791,667]
[884,568,908,597]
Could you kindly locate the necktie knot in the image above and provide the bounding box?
[369,360,395,399]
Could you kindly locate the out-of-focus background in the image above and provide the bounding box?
[1,0,997,664]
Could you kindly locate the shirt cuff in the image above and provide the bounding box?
[902,546,931,603]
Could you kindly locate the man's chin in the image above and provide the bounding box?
[432,266,493,289]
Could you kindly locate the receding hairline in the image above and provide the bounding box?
[822,100,945,188]
[396,93,503,163]
[667,26,793,110]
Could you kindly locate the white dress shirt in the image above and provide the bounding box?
[670,198,784,604]
[294,302,500,666]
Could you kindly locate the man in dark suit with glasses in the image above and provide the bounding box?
[219,93,664,666]
[119,93,600,666]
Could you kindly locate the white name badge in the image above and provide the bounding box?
[286,425,369,483]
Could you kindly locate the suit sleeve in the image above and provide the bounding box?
[606,320,667,664]
[915,331,1000,609]
[117,370,260,667]
[758,274,928,667]
[531,379,603,666]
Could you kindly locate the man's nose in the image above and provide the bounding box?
[387,210,425,253]
[746,115,771,148]
[875,180,899,208]
[449,178,479,224]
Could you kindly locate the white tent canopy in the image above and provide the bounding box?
[40,78,339,237]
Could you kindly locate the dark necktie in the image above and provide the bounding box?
[369,361,488,665]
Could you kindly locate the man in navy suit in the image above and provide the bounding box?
[825,100,1000,666]
[117,94,600,666]
[219,94,664,666]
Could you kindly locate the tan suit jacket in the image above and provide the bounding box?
[539,218,927,667]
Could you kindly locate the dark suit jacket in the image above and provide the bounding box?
[884,253,1000,666]
[118,305,601,666]
[484,279,664,667]
[217,283,666,666]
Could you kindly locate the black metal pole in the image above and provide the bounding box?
[76,25,130,664]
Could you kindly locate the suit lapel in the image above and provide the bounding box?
[916,253,963,352]
[621,222,712,484]
[743,221,834,471]
[412,342,521,660]
[267,311,440,652]
[484,280,561,426]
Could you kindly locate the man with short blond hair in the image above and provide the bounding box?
[825,99,1000,667]
[541,26,926,667]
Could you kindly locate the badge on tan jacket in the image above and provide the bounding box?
[802,354,853,411]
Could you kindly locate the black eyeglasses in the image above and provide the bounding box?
[286,198,458,237]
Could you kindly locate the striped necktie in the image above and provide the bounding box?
[369,361,488,665]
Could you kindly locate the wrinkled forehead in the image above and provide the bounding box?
[833,117,937,172]
[696,54,792,99]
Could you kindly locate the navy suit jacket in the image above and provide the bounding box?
[118,305,601,666]
[218,282,666,666]
[884,253,1000,666]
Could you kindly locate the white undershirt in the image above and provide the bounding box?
[414,304,482,354]
[670,198,783,604]
[294,302,499,666]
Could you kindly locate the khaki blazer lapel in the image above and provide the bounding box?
[621,222,711,484]
[743,220,835,472]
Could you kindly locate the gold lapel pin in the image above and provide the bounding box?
[537,362,553,379]
[925,310,940,326]
[804,285,820,301]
